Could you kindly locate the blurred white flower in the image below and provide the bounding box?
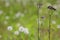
[51,20,56,24]
[0,10,3,15]
[57,25,60,28]
[0,35,2,38]
[7,26,13,31]
[5,16,9,20]
[19,26,24,32]
[19,26,29,34]
[14,31,19,35]
[15,12,21,18]
[24,28,29,34]
[15,12,24,18]
[5,2,10,7]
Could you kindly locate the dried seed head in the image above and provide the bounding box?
[41,16,45,19]
[48,6,56,11]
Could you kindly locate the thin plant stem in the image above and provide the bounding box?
[37,5,40,40]
[49,13,51,40]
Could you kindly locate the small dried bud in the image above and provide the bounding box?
[37,3,42,8]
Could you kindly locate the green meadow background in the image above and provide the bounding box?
[0,0,60,40]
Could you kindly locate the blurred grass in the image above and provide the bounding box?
[0,0,60,40]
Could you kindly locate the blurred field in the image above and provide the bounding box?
[0,0,60,40]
